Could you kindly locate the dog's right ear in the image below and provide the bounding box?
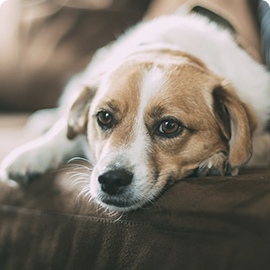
[67,86,97,140]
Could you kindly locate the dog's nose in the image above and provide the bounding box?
[98,169,133,196]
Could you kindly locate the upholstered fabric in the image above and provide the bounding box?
[1,166,270,270]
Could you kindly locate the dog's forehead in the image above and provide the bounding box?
[93,57,218,121]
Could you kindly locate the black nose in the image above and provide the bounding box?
[98,169,133,196]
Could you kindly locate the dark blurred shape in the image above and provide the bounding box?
[258,0,270,70]
[0,0,151,111]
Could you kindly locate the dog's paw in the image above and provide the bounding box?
[196,152,238,177]
[0,144,60,184]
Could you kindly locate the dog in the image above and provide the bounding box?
[1,10,270,212]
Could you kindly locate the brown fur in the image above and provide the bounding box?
[67,86,97,140]
[212,83,255,167]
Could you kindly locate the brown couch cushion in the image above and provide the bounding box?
[1,166,270,270]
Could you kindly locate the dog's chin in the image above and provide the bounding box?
[93,179,175,212]
[96,196,144,212]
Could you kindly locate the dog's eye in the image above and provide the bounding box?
[97,111,113,128]
[158,119,182,137]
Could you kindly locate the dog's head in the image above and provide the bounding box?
[67,48,256,211]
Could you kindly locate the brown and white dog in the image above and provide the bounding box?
[1,11,270,212]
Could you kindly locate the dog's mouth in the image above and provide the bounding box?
[97,179,175,211]
[101,196,139,208]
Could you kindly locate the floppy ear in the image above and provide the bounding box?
[67,86,97,140]
[212,83,257,168]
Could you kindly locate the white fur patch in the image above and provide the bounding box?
[139,67,167,113]
[128,67,167,164]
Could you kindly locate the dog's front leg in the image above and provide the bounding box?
[196,152,238,177]
[0,117,83,184]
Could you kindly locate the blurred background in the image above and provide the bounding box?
[0,0,152,112]
[0,0,268,113]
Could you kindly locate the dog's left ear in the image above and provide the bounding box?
[212,83,257,168]
[67,86,97,140]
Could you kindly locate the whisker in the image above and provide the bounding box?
[102,207,122,220]
[78,185,90,198]
[71,179,89,188]
[85,193,93,203]
[71,166,92,172]
[66,164,92,172]
[67,157,92,165]
[70,162,92,169]
[67,170,90,176]
[112,213,123,222]
[68,173,89,184]
[67,173,90,180]
[87,196,95,205]
[76,185,92,204]
[51,162,91,174]
[71,176,89,182]
[96,205,104,212]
